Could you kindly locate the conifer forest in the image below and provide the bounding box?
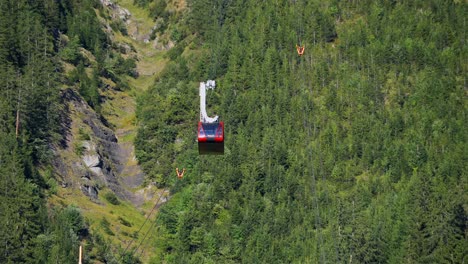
[0,0,466,263]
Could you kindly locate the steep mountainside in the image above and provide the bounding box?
[0,0,174,262]
[50,0,176,261]
[0,0,466,263]
[135,0,467,263]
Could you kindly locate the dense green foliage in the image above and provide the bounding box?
[136,0,467,263]
[0,0,137,262]
[0,0,62,261]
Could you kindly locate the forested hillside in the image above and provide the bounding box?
[136,0,467,263]
[0,0,466,263]
[0,0,143,262]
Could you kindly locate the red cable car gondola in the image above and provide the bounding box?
[198,121,224,154]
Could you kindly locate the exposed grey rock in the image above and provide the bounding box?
[81,184,98,200]
[81,141,93,151]
[90,167,104,177]
[100,0,131,21]
[83,154,101,168]
[55,0,154,206]
[83,119,117,143]
[51,153,72,184]
[100,0,115,8]
[82,171,91,180]
[152,36,175,51]
[118,8,131,21]
[55,88,138,202]
[117,43,132,54]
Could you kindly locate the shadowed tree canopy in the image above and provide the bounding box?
[135,0,467,263]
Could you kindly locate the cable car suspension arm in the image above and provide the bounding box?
[200,80,219,124]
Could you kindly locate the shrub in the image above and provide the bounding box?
[100,217,114,236]
[104,191,120,205]
[118,216,132,227]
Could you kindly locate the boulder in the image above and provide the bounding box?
[83,154,101,168]
[90,167,104,177]
[81,184,98,200]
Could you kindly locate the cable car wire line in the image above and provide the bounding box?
[120,187,167,260]
[131,188,168,257]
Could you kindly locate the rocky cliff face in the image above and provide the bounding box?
[53,88,147,205]
[49,0,167,207]
[42,1,172,259]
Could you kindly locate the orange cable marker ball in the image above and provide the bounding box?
[296,44,305,56]
[176,168,186,179]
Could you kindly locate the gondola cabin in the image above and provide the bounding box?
[198,121,224,154]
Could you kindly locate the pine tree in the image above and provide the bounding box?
[0,132,46,263]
